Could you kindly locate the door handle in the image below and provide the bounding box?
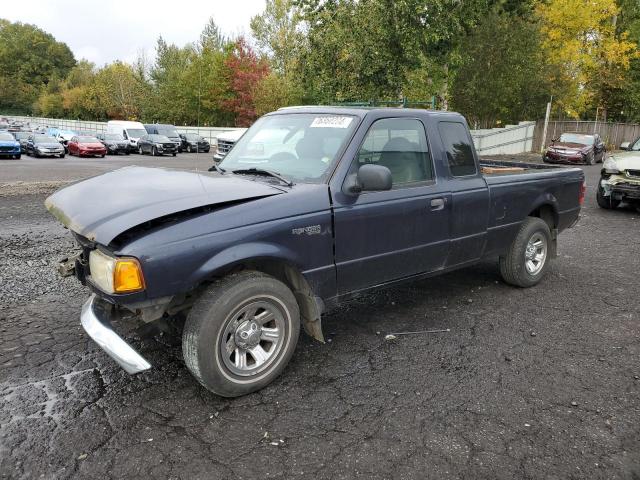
[430,198,445,211]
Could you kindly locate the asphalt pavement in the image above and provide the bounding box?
[0,153,639,479]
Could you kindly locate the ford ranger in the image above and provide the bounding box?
[46,107,585,397]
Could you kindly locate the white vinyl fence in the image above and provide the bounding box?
[470,121,536,155]
[5,115,537,155]
[4,115,245,146]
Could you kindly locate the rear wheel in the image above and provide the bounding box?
[499,217,552,288]
[152,146,157,156]
[182,271,300,397]
[596,184,620,209]
[187,144,193,153]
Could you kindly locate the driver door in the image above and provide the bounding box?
[332,117,451,294]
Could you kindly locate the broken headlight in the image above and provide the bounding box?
[89,249,145,294]
[603,157,620,174]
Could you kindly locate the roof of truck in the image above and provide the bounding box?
[274,105,463,120]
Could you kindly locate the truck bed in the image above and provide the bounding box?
[479,159,575,176]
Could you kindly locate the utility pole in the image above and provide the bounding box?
[540,96,553,154]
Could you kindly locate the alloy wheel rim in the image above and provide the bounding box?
[524,232,547,275]
[220,298,286,377]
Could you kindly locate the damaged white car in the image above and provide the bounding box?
[597,142,640,210]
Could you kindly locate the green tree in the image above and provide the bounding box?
[251,0,304,75]
[0,19,75,113]
[537,0,638,117]
[451,10,552,128]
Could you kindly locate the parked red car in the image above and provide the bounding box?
[543,132,605,165]
[67,136,107,158]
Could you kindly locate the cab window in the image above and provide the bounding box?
[355,118,433,186]
[438,122,477,177]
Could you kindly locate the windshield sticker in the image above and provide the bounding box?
[310,116,353,129]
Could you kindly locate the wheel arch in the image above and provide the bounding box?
[527,201,558,256]
[192,244,325,343]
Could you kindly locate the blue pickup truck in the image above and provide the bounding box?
[46,107,585,397]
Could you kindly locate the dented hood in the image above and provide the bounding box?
[45,166,285,244]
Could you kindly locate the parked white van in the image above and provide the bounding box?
[106,121,147,148]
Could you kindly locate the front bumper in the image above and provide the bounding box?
[600,175,640,201]
[81,294,151,374]
[544,152,584,164]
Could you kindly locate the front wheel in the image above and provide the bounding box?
[586,152,596,165]
[138,145,144,155]
[187,145,192,153]
[183,271,300,397]
[151,146,157,156]
[499,217,552,288]
[59,154,65,158]
[596,184,620,209]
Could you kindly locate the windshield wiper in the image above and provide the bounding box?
[232,168,293,186]
[208,164,226,174]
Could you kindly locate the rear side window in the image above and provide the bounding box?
[356,118,433,186]
[438,122,477,177]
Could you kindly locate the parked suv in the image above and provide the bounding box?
[213,129,247,162]
[144,124,182,152]
[180,133,210,153]
[138,134,178,156]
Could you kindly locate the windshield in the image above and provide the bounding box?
[34,136,58,143]
[158,128,178,137]
[14,132,30,139]
[105,134,124,141]
[78,136,100,143]
[150,135,170,142]
[126,129,147,138]
[559,133,594,145]
[221,113,358,183]
[0,132,14,141]
[186,133,201,141]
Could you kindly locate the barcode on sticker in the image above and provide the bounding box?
[310,116,353,128]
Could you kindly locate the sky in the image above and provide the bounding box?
[1,0,266,66]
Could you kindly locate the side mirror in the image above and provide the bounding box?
[620,141,630,150]
[345,164,392,195]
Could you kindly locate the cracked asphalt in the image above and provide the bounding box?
[1,154,639,479]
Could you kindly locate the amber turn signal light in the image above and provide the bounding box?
[113,258,145,293]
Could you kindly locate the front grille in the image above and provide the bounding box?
[0,146,16,152]
[217,140,235,155]
[626,169,640,178]
[163,143,175,148]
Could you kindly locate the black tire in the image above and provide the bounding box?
[138,145,144,155]
[15,154,21,160]
[187,144,192,153]
[183,271,300,397]
[586,152,596,165]
[596,184,620,209]
[152,146,157,156]
[499,217,552,288]
[126,151,130,155]
[172,152,177,157]
[59,154,65,159]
